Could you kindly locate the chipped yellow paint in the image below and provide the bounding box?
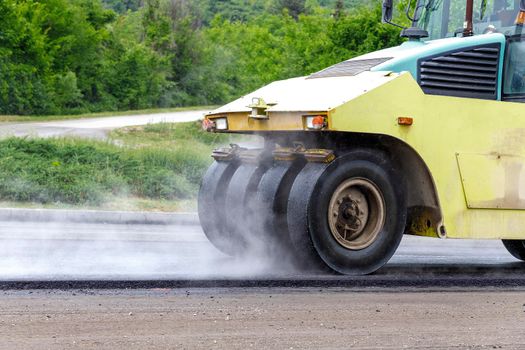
[330,73,525,240]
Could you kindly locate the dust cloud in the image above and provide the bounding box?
[0,217,518,281]
[0,219,301,280]
[0,135,303,281]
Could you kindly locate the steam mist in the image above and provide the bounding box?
[0,213,516,281]
[0,219,304,280]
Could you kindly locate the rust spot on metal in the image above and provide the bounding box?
[405,206,441,238]
[272,147,335,163]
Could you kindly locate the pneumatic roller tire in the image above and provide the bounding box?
[502,240,525,261]
[198,160,241,256]
[287,161,333,272]
[224,160,272,256]
[249,158,307,259]
[287,149,408,275]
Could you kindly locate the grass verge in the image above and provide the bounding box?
[0,121,248,212]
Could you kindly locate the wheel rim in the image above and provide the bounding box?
[328,178,386,250]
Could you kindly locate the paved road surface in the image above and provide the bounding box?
[1,221,525,349]
[1,289,525,350]
[0,220,521,282]
[0,109,210,139]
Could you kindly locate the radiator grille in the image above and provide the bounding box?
[418,44,501,100]
[308,57,392,79]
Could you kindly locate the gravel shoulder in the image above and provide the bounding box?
[0,288,524,349]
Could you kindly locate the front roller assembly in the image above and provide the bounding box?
[199,145,408,275]
[223,155,272,256]
[287,149,408,275]
[222,151,309,258]
[248,158,307,257]
[200,147,281,258]
[198,159,241,256]
[199,146,307,260]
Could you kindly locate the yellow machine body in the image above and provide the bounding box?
[206,71,525,240]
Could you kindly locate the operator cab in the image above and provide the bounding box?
[417,0,522,39]
[419,0,525,101]
[383,0,525,102]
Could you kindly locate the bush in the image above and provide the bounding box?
[0,138,123,204]
[0,126,218,204]
[139,168,194,200]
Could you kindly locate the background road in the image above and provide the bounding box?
[0,109,210,139]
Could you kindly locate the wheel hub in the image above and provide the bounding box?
[328,178,386,250]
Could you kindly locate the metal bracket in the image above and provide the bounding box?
[248,97,276,120]
[273,145,335,163]
[211,144,246,162]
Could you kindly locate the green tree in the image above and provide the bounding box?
[103,0,142,13]
[200,2,401,104]
[0,0,402,115]
[274,0,307,19]
[334,0,345,18]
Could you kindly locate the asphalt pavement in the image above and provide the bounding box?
[2,289,525,350]
[0,109,210,139]
[1,218,524,349]
[0,219,523,287]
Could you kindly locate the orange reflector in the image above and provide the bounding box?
[202,118,216,131]
[312,116,326,129]
[517,11,525,25]
[398,117,413,126]
[305,115,327,130]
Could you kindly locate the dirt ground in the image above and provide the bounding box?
[0,288,524,349]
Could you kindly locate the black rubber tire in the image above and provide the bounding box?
[224,161,271,256]
[287,161,333,272]
[502,240,525,261]
[198,160,240,256]
[249,159,306,259]
[287,149,408,275]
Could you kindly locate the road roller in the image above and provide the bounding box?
[199,0,525,275]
